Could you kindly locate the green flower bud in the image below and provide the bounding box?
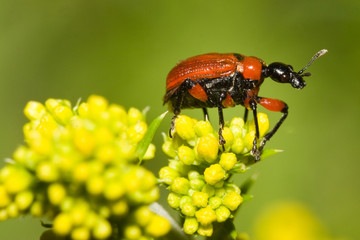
[183,217,199,235]
[201,184,215,197]
[204,164,226,185]
[197,223,213,237]
[159,166,180,185]
[190,178,205,191]
[195,206,217,226]
[216,206,231,222]
[208,196,222,209]
[179,196,192,209]
[181,202,196,216]
[171,177,190,195]
[231,137,245,154]
[167,192,181,209]
[30,201,43,217]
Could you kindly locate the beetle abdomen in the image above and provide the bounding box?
[166,53,242,93]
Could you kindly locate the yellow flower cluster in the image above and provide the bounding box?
[0,95,170,240]
[160,114,269,236]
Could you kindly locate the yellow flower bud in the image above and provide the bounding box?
[220,127,234,151]
[7,202,19,218]
[0,185,11,208]
[87,95,108,116]
[124,225,142,240]
[48,183,66,206]
[178,145,196,165]
[71,227,90,240]
[219,152,237,171]
[36,161,59,182]
[134,206,153,227]
[204,164,226,185]
[197,134,218,163]
[208,196,222,209]
[86,176,104,195]
[194,120,213,137]
[15,190,34,210]
[92,218,112,239]
[128,121,147,143]
[0,209,8,221]
[53,105,73,125]
[175,115,196,140]
[145,215,170,237]
[127,107,144,125]
[159,166,180,185]
[24,101,46,120]
[53,212,73,236]
[104,180,125,200]
[74,129,96,156]
[223,191,243,211]
[231,137,245,154]
[195,206,217,226]
[111,199,128,216]
[192,191,209,208]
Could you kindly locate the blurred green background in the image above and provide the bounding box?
[0,0,359,239]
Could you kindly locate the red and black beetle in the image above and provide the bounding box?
[163,49,327,161]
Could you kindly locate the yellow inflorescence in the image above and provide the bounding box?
[160,113,270,236]
[0,95,169,240]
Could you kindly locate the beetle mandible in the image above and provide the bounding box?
[163,49,327,161]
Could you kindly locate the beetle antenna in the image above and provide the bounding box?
[298,49,328,75]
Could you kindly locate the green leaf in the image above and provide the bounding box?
[261,149,283,160]
[137,111,168,164]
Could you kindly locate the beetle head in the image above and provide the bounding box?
[264,49,328,89]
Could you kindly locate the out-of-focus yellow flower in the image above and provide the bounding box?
[0,95,170,240]
[254,202,337,240]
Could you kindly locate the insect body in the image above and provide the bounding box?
[163,50,327,161]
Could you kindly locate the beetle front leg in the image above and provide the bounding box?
[257,96,288,152]
[169,79,196,138]
[203,108,209,121]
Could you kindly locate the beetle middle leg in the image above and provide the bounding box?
[202,108,209,121]
[217,106,226,150]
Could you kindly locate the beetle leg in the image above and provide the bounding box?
[243,108,249,123]
[218,106,226,150]
[203,108,209,121]
[168,79,196,138]
[249,99,261,161]
[257,96,288,152]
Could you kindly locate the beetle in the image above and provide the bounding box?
[163,49,327,161]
